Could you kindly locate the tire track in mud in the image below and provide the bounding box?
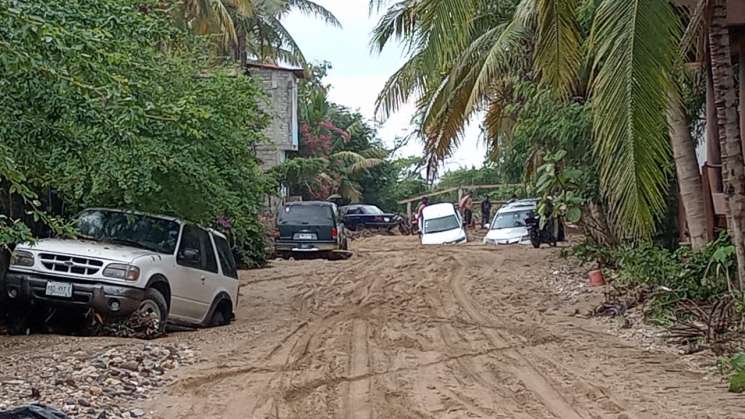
[160,257,379,418]
[445,256,588,419]
[457,251,640,419]
[344,320,372,419]
[421,259,541,419]
[250,256,392,417]
[449,254,633,418]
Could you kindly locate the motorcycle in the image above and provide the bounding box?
[525,214,557,248]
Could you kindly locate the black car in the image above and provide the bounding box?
[274,201,349,258]
[340,204,400,232]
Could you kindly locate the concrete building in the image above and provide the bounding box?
[246,62,305,174]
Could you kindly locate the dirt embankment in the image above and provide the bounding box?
[2,236,743,418]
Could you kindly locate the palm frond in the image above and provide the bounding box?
[590,0,681,237]
[264,15,307,65]
[680,0,707,59]
[370,0,418,53]
[534,0,582,97]
[374,52,430,120]
[463,1,533,119]
[181,0,239,43]
[339,178,363,202]
[349,158,385,174]
[331,150,368,163]
[420,21,528,163]
[286,0,342,27]
[416,0,478,63]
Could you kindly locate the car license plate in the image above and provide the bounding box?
[45,281,73,298]
[295,233,316,240]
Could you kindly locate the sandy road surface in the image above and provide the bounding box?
[141,235,744,419]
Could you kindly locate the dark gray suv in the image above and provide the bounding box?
[274,201,348,258]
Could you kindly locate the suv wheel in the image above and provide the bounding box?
[135,288,168,335]
[210,302,231,327]
[6,309,31,336]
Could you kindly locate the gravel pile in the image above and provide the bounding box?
[0,342,196,418]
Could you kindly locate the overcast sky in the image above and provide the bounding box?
[284,0,485,171]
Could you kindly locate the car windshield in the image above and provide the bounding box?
[278,205,334,226]
[76,209,180,254]
[491,210,533,230]
[424,215,461,234]
[360,205,383,215]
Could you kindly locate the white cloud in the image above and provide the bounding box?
[284,0,485,169]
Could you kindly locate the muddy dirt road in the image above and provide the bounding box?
[140,236,742,419]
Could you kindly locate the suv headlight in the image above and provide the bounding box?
[103,264,140,281]
[10,250,34,267]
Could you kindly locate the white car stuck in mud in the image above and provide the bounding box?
[483,203,536,245]
[420,203,467,245]
[4,208,239,334]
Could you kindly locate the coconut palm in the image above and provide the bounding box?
[175,0,339,65]
[373,0,688,239]
[174,0,255,43]
[705,0,745,287]
[230,0,340,65]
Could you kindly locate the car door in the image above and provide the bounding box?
[171,224,220,323]
[212,232,239,307]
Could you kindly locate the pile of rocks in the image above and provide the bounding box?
[0,342,196,418]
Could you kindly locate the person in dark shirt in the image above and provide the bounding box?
[481,196,492,229]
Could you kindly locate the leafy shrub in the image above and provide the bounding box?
[0,0,272,265]
[573,235,736,323]
[725,353,745,393]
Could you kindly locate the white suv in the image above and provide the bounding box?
[4,208,240,334]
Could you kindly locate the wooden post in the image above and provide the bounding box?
[406,201,412,222]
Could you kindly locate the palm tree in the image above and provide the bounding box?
[668,90,708,248]
[174,0,255,44]
[706,0,745,288]
[373,0,692,240]
[174,0,340,66]
[231,0,341,66]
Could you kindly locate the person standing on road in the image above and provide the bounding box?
[416,197,429,233]
[459,191,473,229]
[481,196,492,229]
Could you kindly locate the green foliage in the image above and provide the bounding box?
[363,156,428,212]
[574,235,737,324]
[590,0,680,238]
[438,166,501,189]
[723,353,745,393]
[275,64,388,204]
[374,0,684,238]
[0,0,272,265]
[534,149,587,225]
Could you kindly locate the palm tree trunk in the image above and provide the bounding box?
[708,0,745,288]
[668,97,708,248]
[238,29,247,66]
[706,57,723,193]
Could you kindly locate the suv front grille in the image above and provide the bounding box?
[39,253,104,275]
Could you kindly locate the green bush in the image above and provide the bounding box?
[726,353,745,393]
[0,0,272,265]
[573,235,736,323]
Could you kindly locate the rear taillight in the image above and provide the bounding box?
[331,227,338,239]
